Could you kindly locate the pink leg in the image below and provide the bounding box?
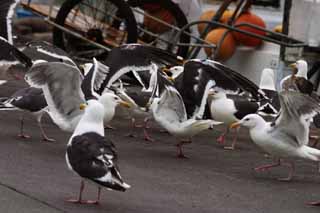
[126,118,137,138]
[66,180,84,204]
[224,126,240,150]
[143,128,154,142]
[216,127,229,144]
[254,159,281,172]
[18,114,31,139]
[277,161,295,181]
[143,118,154,142]
[144,118,151,129]
[307,200,320,206]
[81,187,101,205]
[176,139,192,159]
[38,120,55,142]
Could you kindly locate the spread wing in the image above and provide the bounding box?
[272,91,320,146]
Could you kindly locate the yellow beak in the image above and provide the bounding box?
[230,122,241,129]
[289,63,297,69]
[79,103,86,110]
[162,67,170,73]
[167,76,174,81]
[119,101,131,108]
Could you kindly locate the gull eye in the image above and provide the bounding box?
[244,118,250,121]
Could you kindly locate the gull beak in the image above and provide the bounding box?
[289,63,296,69]
[208,91,215,96]
[162,67,170,73]
[79,103,86,110]
[167,76,174,81]
[119,101,131,108]
[230,122,241,129]
[289,63,297,73]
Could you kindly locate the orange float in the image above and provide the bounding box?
[204,28,236,61]
[143,4,175,34]
[198,10,234,34]
[233,11,266,47]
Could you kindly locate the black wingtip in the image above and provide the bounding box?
[0,36,33,67]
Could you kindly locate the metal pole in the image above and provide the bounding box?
[280,0,292,60]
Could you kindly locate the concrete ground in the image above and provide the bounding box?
[0,79,320,213]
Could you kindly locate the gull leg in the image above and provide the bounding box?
[224,126,240,150]
[278,160,295,181]
[176,139,192,159]
[82,187,101,205]
[143,128,154,142]
[133,117,143,128]
[126,118,137,138]
[18,113,31,139]
[216,127,229,144]
[254,158,281,172]
[36,113,55,142]
[105,124,116,130]
[144,117,151,129]
[307,200,320,206]
[66,180,85,204]
[143,118,154,142]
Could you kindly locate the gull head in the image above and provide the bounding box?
[208,88,226,99]
[289,59,308,77]
[231,114,265,129]
[99,92,131,109]
[168,66,184,79]
[81,99,105,122]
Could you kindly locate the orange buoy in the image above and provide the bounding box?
[204,28,236,61]
[143,7,175,34]
[198,10,234,34]
[233,12,266,47]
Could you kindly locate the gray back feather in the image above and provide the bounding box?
[25,62,84,121]
[273,91,320,146]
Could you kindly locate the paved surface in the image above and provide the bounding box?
[1,79,320,213]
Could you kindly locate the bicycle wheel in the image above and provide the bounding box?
[53,0,138,61]
[127,0,191,58]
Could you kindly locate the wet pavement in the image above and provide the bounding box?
[0,80,320,213]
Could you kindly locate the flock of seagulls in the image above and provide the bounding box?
[2,0,320,207]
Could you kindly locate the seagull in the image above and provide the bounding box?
[280,60,313,95]
[3,37,131,134]
[25,60,130,133]
[167,59,268,150]
[172,59,268,119]
[97,43,183,95]
[66,99,130,204]
[230,91,320,181]
[208,89,259,150]
[149,73,222,158]
[115,87,154,141]
[0,86,54,141]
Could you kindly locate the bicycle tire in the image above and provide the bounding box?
[128,0,191,58]
[53,0,138,57]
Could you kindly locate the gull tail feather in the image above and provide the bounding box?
[300,146,320,161]
[191,119,223,131]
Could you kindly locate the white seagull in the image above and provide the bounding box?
[150,73,222,158]
[280,59,313,95]
[66,99,130,204]
[231,91,320,181]
[208,89,259,150]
